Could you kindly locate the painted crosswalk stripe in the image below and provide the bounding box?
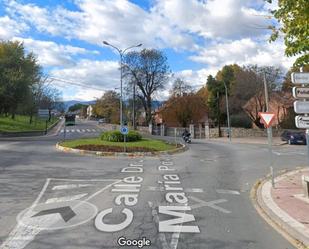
[92,129,96,132]
[45,193,88,204]
[71,129,75,132]
[52,184,93,190]
[77,129,81,133]
[60,129,64,133]
[86,129,91,132]
[82,129,86,132]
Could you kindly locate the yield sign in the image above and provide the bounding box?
[258,112,276,128]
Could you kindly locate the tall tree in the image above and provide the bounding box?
[123,49,170,125]
[161,93,207,127]
[267,0,309,66]
[0,41,41,118]
[93,91,120,124]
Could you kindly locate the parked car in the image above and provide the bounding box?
[280,130,307,145]
[98,118,106,125]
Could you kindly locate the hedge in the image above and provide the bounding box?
[100,130,142,142]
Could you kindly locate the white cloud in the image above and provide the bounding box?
[0,15,28,40]
[50,59,120,91]
[12,37,98,67]
[189,38,295,71]
[153,0,271,40]
[62,88,104,101]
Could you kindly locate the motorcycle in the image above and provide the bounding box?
[182,134,191,143]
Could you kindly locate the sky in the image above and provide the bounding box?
[0,0,295,101]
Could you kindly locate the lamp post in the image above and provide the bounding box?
[102,41,142,127]
[223,82,231,142]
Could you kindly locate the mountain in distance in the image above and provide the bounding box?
[63,100,96,111]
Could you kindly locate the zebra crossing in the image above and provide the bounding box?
[60,128,103,133]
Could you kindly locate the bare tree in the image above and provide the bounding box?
[170,78,192,97]
[123,49,170,125]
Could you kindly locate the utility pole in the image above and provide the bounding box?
[133,81,136,130]
[224,82,231,142]
[217,91,221,137]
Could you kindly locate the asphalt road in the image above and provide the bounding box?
[0,120,307,249]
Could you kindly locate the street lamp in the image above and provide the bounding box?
[223,82,231,142]
[102,41,142,127]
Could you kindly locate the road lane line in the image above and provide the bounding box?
[148,201,169,249]
[189,196,231,214]
[146,186,204,193]
[52,184,93,190]
[45,193,88,204]
[216,189,240,195]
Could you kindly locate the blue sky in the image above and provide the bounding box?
[0,0,294,101]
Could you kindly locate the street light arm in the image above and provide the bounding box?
[102,41,121,54]
[122,44,142,54]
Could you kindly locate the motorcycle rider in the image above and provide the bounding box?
[182,129,191,142]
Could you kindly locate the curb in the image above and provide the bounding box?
[55,142,188,157]
[251,168,309,249]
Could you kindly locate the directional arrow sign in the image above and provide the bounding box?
[295,115,309,129]
[294,101,309,114]
[291,72,309,84]
[293,87,309,99]
[32,206,76,222]
[258,112,276,128]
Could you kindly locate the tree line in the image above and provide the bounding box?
[0,41,63,123]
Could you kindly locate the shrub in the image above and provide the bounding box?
[230,114,252,128]
[101,130,142,142]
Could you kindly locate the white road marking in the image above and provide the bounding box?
[45,193,88,204]
[0,179,121,249]
[148,201,170,249]
[60,129,64,133]
[146,186,204,193]
[76,129,81,133]
[216,189,240,195]
[86,129,91,132]
[71,129,75,132]
[189,196,231,214]
[92,129,96,132]
[81,129,86,132]
[52,184,93,190]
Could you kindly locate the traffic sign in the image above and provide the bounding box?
[258,112,276,128]
[291,72,309,84]
[294,101,309,114]
[292,87,309,99]
[120,126,129,135]
[38,109,49,118]
[295,115,309,129]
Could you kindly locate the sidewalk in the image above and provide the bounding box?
[255,168,309,248]
[210,136,286,146]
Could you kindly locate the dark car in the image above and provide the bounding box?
[281,130,307,145]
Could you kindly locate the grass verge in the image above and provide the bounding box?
[61,138,176,152]
[0,115,58,132]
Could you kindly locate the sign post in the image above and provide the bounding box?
[259,112,276,187]
[38,109,49,135]
[120,126,129,153]
[292,69,309,168]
